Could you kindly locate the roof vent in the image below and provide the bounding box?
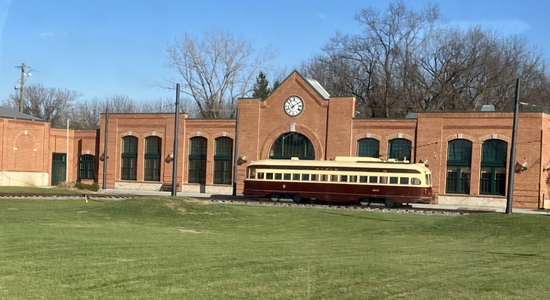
[481,104,495,111]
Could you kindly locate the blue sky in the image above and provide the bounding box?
[0,0,549,102]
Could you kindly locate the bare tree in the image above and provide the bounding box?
[418,27,549,112]
[302,0,550,117]
[69,95,198,130]
[2,83,82,128]
[302,1,441,118]
[165,29,276,118]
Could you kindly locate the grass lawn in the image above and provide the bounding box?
[0,186,86,195]
[1,197,549,299]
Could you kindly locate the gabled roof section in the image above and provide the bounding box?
[295,71,330,100]
[0,106,47,122]
[269,71,330,101]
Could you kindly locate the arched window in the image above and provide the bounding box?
[388,138,411,161]
[214,137,233,184]
[357,138,380,158]
[270,132,314,160]
[144,136,161,181]
[446,139,472,194]
[121,136,138,180]
[188,137,207,184]
[480,139,507,195]
[79,154,95,180]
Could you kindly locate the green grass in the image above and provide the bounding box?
[1,197,550,299]
[0,186,85,195]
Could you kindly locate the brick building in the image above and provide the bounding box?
[2,71,549,209]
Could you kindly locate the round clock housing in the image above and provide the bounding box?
[284,96,303,117]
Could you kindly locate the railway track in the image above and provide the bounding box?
[209,197,483,216]
[0,192,487,216]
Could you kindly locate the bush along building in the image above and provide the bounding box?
[1,71,549,209]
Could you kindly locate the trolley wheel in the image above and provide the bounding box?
[292,195,303,203]
[384,199,397,208]
[270,194,280,201]
[359,198,370,206]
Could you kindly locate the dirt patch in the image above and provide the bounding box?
[178,228,204,234]
[183,198,212,205]
[163,200,187,214]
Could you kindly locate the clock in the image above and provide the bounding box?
[284,96,303,117]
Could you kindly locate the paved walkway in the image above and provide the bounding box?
[98,189,550,215]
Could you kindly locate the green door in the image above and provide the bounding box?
[51,153,67,186]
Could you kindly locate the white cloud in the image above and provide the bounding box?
[316,12,325,19]
[39,31,54,38]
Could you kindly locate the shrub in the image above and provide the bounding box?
[56,181,75,189]
[74,182,100,192]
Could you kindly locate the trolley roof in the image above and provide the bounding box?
[246,156,431,173]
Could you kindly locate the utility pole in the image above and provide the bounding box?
[15,63,29,113]
[506,78,521,214]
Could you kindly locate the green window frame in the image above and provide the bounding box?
[214,137,233,184]
[79,154,94,180]
[388,138,411,161]
[144,136,161,181]
[357,138,380,158]
[446,139,472,194]
[188,137,207,184]
[269,132,315,160]
[121,136,138,180]
[480,139,507,195]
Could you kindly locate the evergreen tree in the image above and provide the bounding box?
[271,79,281,92]
[252,71,271,100]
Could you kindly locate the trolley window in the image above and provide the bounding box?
[400,177,409,185]
[250,169,256,179]
[369,176,377,183]
[389,177,398,184]
[331,175,338,182]
[411,178,421,185]
[275,173,282,180]
[321,175,328,182]
[340,175,348,182]
[380,176,388,184]
[293,174,300,181]
[350,175,358,182]
[311,174,318,181]
[359,176,368,183]
[258,172,264,180]
[266,173,273,180]
[302,174,310,181]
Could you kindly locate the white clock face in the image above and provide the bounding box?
[284,96,303,117]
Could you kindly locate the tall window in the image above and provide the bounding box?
[446,139,472,194]
[121,136,138,180]
[144,136,161,181]
[79,154,94,180]
[388,138,411,161]
[357,138,380,158]
[214,137,233,184]
[270,132,314,159]
[480,139,507,195]
[189,137,207,184]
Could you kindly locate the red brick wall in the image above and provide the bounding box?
[1,118,50,173]
[97,113,183,189]
[416,112,544,209]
